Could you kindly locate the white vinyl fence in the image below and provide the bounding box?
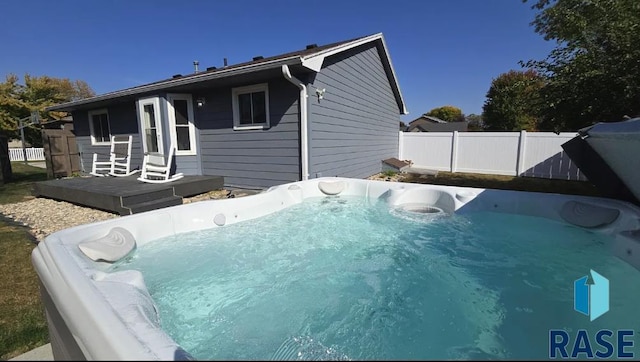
[8,147,46,162]
[399,131,586,181]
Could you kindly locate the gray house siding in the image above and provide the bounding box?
[197,77,301,189]
[307,43,400,179]
[73,102,143,174]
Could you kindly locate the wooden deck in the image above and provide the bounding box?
[33,175,224,215]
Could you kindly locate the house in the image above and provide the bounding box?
[46,33,407,189]
[406,114,468,132]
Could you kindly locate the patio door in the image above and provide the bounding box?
[137,96,164,154]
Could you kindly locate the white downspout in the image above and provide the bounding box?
[282,64,309,181]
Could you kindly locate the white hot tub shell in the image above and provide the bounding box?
[31,177,640,360]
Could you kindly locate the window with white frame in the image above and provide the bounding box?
[88,109,111,145]
[232,83,270,130]
[167,93,197,155]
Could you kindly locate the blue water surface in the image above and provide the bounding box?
[111,196,640,360]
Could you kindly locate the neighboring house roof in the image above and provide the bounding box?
[47,33,407,114]
[406,118,468,132]
[409,115,446,124]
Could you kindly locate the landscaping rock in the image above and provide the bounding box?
[0,189,249,243]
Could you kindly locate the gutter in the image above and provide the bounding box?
[281,65,309,181]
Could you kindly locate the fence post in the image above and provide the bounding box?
[451,131,459,173]
[398,131,404,160]
[516,130,527,176]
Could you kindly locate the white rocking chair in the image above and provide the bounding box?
[137,146,184,184]
[90,135,138,177]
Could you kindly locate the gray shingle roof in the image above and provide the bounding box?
[47,33,407,114]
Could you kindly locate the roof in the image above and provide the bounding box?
[409,115,446,124]
[406,119,468,132]
[47,33,407,114]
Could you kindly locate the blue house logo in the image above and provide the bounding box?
[549,271,635,359]
[574,270,609,321]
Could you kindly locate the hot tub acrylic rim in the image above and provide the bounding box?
[31,177,640,360]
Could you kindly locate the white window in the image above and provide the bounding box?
[232,83,270,130]
[88,109,111,145]
[167,93,197,155]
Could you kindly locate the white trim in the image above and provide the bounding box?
[300,33,382,71]
[136,96,164,154]
[231,83,270,130]
[87,108,111,145]
[166,93,197,156]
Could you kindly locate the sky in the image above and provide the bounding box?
[0,0,556,122]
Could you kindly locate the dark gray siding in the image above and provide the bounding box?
[73,102,143,173]
[307,43,400,179]
[197,77,300,188]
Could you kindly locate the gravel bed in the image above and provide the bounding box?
[0,189,246,242]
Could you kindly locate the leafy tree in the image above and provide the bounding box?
[482,69,544,131]
[466,113,485,131]
[0,74,94,146]
[522,0,640,131]
[426,105,465,122]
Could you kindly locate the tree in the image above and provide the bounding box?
[426,105,465,122]
[482,69,544,131]
[466,113,485,131]
[0,74,94,146]
[522,0,640,131]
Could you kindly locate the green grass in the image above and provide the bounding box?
[0,163,48,204]
[0,163,49,360]
[401,171,601,197]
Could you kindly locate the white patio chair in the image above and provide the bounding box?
[90,135,138,177]
[136,146,184,184]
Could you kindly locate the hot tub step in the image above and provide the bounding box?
[125,196,183,214]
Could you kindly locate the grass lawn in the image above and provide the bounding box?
[0,163,49,360]
[0,163,48,204]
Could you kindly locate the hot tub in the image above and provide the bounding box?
[31,178,640,360]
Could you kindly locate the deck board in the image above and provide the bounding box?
[33,175,224,215]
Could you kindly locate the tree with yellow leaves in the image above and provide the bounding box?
[0,74,94,147]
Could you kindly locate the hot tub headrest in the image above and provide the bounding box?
[78,227,136,262]
[559,200,620,228]
[318,181,346,195]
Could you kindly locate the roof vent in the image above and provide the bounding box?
[172,74,182,79]
[206,66,217,71]
[224,58,228,67]
[306,44,318,49]
[253,56,264,61]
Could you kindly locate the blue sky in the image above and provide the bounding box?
[1,0,555,122]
